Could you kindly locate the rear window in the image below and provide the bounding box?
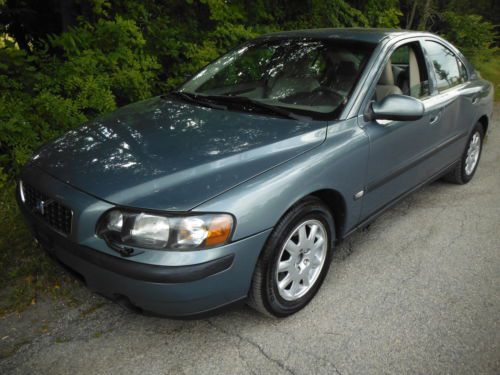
[424,40,467,92]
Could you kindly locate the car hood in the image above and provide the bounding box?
[31,96,327,211]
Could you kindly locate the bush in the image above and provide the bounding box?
[0,16,159,176]
[440,11,498,65]
[0,16,159,313]
[364,0,402,28]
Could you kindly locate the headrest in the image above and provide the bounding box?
[379,61,394,85]
[408,47,421,95]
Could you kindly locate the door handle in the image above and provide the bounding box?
[429,111,441,125]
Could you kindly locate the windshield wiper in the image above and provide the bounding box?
[168,91,310,121]
[167,91,227,110]
[204,95,311,121]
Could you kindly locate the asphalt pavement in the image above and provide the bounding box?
[1,107,499,375]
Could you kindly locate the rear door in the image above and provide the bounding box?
[420,39,477,170]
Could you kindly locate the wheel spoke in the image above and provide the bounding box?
[310,254,322,267]
[473,134,479,146]
[285,240,299,255]
[289,279,301,296]
[298,226,307,248]
[308,224,318,246]
[312,236,324,251]
[278,274,292,290]
[302,271,312,287]
[278,259,293,272]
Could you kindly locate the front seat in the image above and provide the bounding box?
[375,61,402,101]
[397,48,422,98]
[408,47,421,97]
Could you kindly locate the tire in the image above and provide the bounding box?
[443,122,484,184]
[247,196,335,317]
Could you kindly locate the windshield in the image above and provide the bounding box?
[179,38,375,119]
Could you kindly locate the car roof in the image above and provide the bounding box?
[258,28,434,44]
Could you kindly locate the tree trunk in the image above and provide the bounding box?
[58,0,77,32]
[418,0,432,30]
[407,0,419,30]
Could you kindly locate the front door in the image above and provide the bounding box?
[359,40,441,220]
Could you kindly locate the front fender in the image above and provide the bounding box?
[193,117,370,241]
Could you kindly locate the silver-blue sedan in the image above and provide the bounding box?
[17,28,494,317]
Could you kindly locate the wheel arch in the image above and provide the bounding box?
[308,189,347,241]
[478,115,489,135]
[268,188,348,247]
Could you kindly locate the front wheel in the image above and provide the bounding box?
[247,197,334,317]
[443,123,484,184]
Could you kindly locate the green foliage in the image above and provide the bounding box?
[440,11,498,65]
[475,54,500,101]
[364,0,402,28]
[292,0,369,29]
[162,0,258,89]
[0,14,159,313]
[0,16,159,175]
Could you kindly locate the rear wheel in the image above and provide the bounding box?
[443,123,484,184]
[247,197,334,317]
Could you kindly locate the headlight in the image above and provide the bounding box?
[97,209,233,251]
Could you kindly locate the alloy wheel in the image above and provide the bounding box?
[275,219,328,301]
[465,131,481,176]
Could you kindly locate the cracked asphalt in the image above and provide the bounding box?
[1,106,499,374]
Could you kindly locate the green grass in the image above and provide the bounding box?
[475,53,500,101]
[0,182,80,316]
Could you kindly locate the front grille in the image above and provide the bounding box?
[21,182,73,235]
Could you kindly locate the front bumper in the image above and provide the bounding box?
[17,167,271,317]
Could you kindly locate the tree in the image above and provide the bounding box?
[364,0,402,28]
[439,11,497,64]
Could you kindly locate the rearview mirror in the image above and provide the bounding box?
[365,94,425,122]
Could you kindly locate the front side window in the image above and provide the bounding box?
[374,42,430,102]
[424,40,466,92]
[180,39,374,119]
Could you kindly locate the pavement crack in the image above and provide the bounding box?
[302,349,343,375]
[206,319,298,375]
[272,327,344,375]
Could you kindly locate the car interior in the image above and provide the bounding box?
[186,41,433,117]
[190,42,373,115]
[375,43,429,102]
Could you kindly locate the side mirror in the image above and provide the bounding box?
[365,94,425,122]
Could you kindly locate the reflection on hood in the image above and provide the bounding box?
[31,96,326,210]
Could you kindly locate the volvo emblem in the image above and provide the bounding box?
[35,199,52,215]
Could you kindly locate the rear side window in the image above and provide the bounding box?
[424,40,467,92]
